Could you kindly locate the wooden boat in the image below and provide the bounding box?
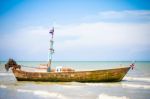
[12,67,130,82]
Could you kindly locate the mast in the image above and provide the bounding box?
[47,27,54,72]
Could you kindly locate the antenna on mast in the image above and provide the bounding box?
[47,27,54,72]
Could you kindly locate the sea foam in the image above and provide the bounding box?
[85,83,118,87]
[17,89,67,99]
[86,83,150,89]
[122,83,150,89]
[124,77,150,82]
[0,85,7,88]
[62,85,83,89]
[97,93,129,99]
[0,73,13,76]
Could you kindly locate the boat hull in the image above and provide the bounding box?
[12,67,130,82]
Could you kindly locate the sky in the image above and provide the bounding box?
[0,0,150,61]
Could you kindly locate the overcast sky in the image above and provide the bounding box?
[0,0,150,61]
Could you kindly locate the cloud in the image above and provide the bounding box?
[56,22,150,49]
[0,26,50,60]
[84,10,150,22]
[1,10,150,61]
[54,22,150,60]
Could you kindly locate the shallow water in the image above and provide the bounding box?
[0,61,150,99]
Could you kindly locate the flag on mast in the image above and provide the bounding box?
[49,27,54,38]
[130,63,135,70]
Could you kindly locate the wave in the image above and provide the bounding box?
[85,83,119,87]
[0,85,7,88]
[0,73,13,76]
[62,85,83,89]
[86,83,106,86]
[97,93,129,99]
[122,83,150,89]
[124,77,150,82]
[17,89,67,99]
[86,83,150,89]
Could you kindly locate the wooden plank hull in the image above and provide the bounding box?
[12,67,130,82]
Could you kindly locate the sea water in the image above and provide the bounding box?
[0,61,150,99]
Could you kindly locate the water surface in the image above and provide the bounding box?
[0,61,150,99]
